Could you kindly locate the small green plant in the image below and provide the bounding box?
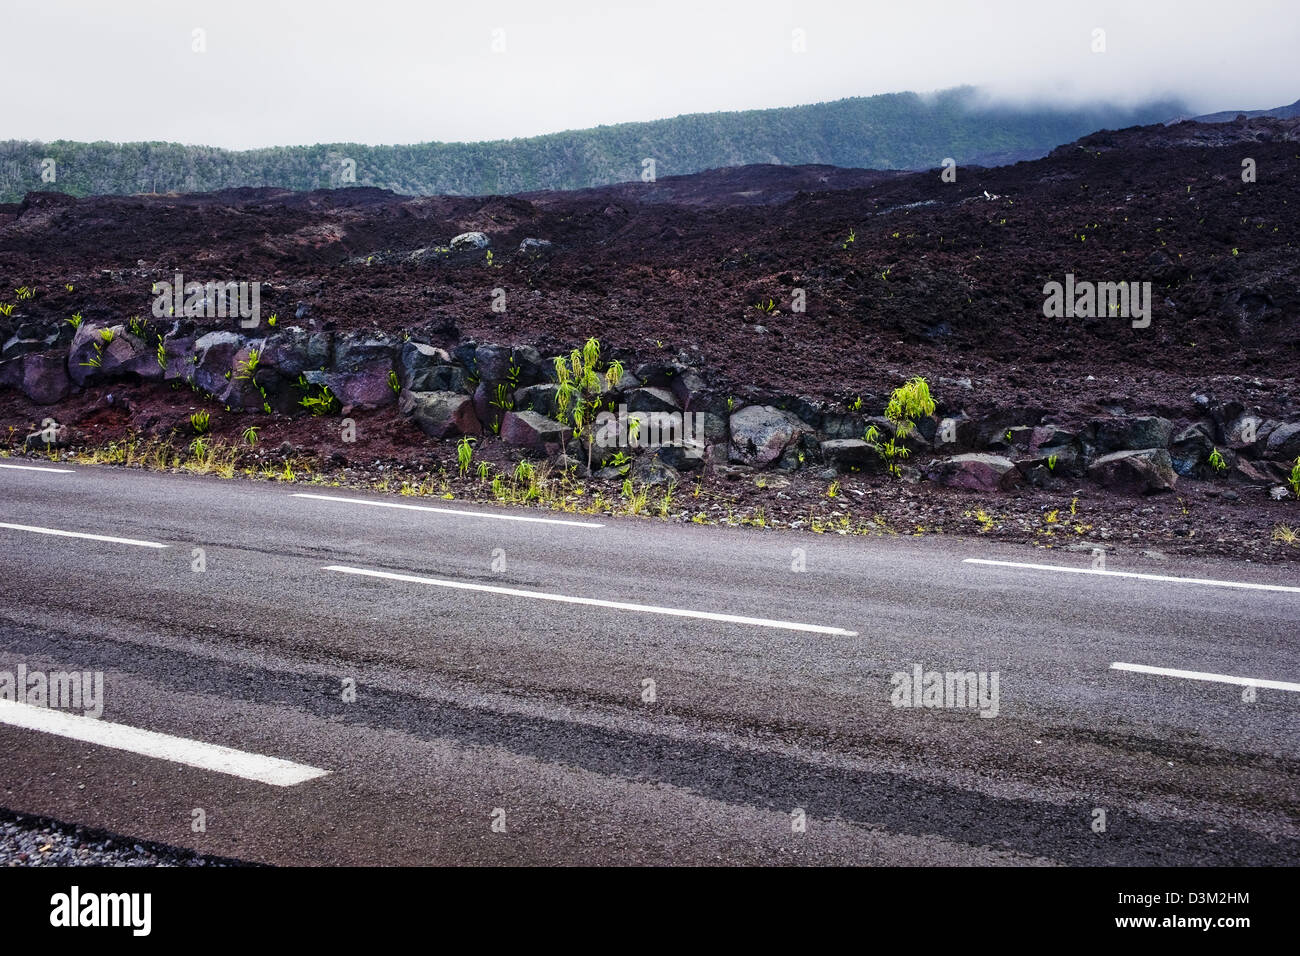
[98,327,115,345]
[477,461,490,481]
[841,228,856,249]
[156,340,167,370]
[553,336,623,473]
[242,426,260,446]
[827,480,840,498]
[1208,447,1228,473]
[1047,454,1059,471]
[296,375,339,416]
[15,286,34,301]
[1289,457,1300,499]
[190,410,211,434]
[128,316,146,338]
[457,436,475,476]
[885,376,935,440]
[388,370,401,393]
[752,298,778,315]
[66,313,83,329]
[235,349,260,380]
[0,304,13,317]
[267,313,278,327]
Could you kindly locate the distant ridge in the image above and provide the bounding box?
[0,86,1186,202]
[1182,97,1300,124]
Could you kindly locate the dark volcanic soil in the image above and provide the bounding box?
[1,116,1299,563]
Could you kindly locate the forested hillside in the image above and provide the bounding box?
[0,86,1184,201]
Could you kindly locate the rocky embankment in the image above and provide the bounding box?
[5,314,1298,502]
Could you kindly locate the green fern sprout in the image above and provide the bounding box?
[457,436,475,476]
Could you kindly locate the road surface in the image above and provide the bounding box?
[0,460,1297,865]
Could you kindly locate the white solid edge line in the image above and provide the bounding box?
[1110,662,1300,693]
[291,492,603,528]
[0,521,167,549]
[324,565,859,636]
[963,557,1300,594]
[0,463,74,473]
[0,699,329,786]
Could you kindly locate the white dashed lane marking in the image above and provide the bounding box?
[0,521,167,549]
[964,558,1300,594]
[323,564,859,636]
[291,492,604,528]
[1111,662,1300,693]
[0,700,329,786]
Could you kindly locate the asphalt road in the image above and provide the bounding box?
[0,461,1297,865]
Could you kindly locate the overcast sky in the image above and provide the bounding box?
[4,0,1296,149]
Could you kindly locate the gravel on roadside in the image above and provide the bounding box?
[0,807,251,867]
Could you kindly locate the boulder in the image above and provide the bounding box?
[189,330,246,396]
[162,333,198,383]
[820,438,880,472]
[728,405,808,467]
[631,454,681,486]
[2,331,57,360]
[324,332,398,408]
[261,327,332,376]
[1169,423,1215,477]
[21,353,70,404]
[970,406,1047,448]
[67,323,155,386]
[653,443,705,473]
[399,390,481,438]
[930,414,978,451]
[398,341,464,392]
[816,413,868,442]
[923,453,1023,492]
[667,368,708,409]
[470,343,546,387]
[219,342,271,410]
[0,357,21,390]
[1087,449,1177,494]
[333,332,397,372]
[626,387,680,414]
[1088,416,1174,453]
[450,231,490,250]
[500,410,569,454]
[514,383,563,418]
[1264,422,1300,462]
[518,238,553,254]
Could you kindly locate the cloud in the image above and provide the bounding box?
[2,0,1296,149]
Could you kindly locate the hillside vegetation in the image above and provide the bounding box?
[0,87,1184,202]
